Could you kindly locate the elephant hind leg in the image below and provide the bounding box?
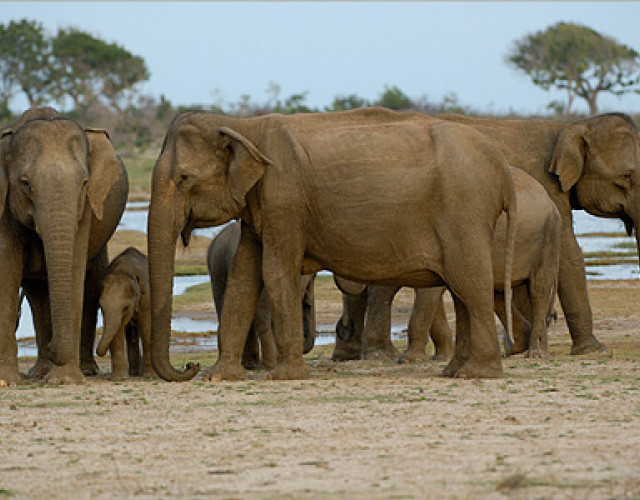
[495,287,531,356]
[442,251,502,379]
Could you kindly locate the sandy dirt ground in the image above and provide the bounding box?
[2,280,640,499]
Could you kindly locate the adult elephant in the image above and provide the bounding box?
[207,221,316,370]
[334,112,640,360]
[0,108,128,385]
[148,107,516,382]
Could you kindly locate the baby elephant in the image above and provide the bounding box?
[208,222,316,370]
[97,247,154,380]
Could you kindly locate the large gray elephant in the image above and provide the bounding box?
[400,167,561,361]
[147,107,516,382]
[97,247,153,380]
[207,221,316,370]
[334,168,561,362]
[0,108,128,385]
[334,112,640,360]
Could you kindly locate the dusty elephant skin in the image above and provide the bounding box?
[207,221,316,371]
[335,112,640,361]
[97,247,155,381]
[443,112,640,355]
[147,107,516,382]
[398,168,561,363]
[0,108,128,386]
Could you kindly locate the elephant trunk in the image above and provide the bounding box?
[96,311,125,357]
[43,213,83,367]
[147,176,199,381]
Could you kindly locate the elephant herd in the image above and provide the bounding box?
[0,106,638,386]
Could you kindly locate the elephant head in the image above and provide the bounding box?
[0,109,121,368]
[148,112,272,381]
[550,113,640,261]
[97,273,140,357]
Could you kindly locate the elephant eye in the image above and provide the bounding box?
[20,176,31,193]
[177,173,189,187]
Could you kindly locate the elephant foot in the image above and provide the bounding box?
[362,344,399,361]
[331,344,362,361]
[81,358,100,376]
[45,364,86,385]
[259,360,277,371]
[453,356,503,379]
[524,348,547,359]
[141,366,157,378]
[431,348,454,362]
[110,369,129,381]
[267,360,309,380]
[570,338,610,356]
[398,348,430,364]
[203,361,245,382]
[0,366,23,386]
[28,358,52,380]
[442,356,466,377]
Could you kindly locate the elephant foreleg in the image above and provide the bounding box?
[81,249,108,376]
[332,291,367,361]
[204,224,262,382]
[251,292,277,370]
[400,286,448,363]
[362,285,400,361]
[23,279,53,380]
[558,228,607,354]
[0,245,25,386]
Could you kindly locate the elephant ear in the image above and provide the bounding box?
[549,123,589,192]
[0,130,14,220]
[85,128,123,220]
[219,127,272,208]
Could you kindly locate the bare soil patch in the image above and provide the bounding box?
[2,280,640,499]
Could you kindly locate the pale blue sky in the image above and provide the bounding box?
[3,2,640,115]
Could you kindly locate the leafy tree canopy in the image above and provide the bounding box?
[376,85,414,111]
[0,19,54,107]
[506,21,640,115]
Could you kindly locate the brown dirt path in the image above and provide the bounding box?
[1,280,640,499]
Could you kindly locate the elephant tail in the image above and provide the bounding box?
[502,168,517,353]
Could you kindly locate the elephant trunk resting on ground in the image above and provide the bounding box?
[97,247,154,381]
[147,107,516,382]
[207,221,316,371]
[0,108,128,386]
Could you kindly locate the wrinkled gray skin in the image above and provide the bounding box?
[147,107,516,382]
[97,247,154,381]
[0,108,128,386]
[334,112,640,361]
[207,221,316,371]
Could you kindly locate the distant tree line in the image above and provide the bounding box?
[1,18,639,151]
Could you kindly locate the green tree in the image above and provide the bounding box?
[97,43,149,114]
[506,22,640,115]
[325,94,369,112]
[376,85,413,111]
[52,28,105,109]
[0,19,55,107]
[52,27,149,114]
